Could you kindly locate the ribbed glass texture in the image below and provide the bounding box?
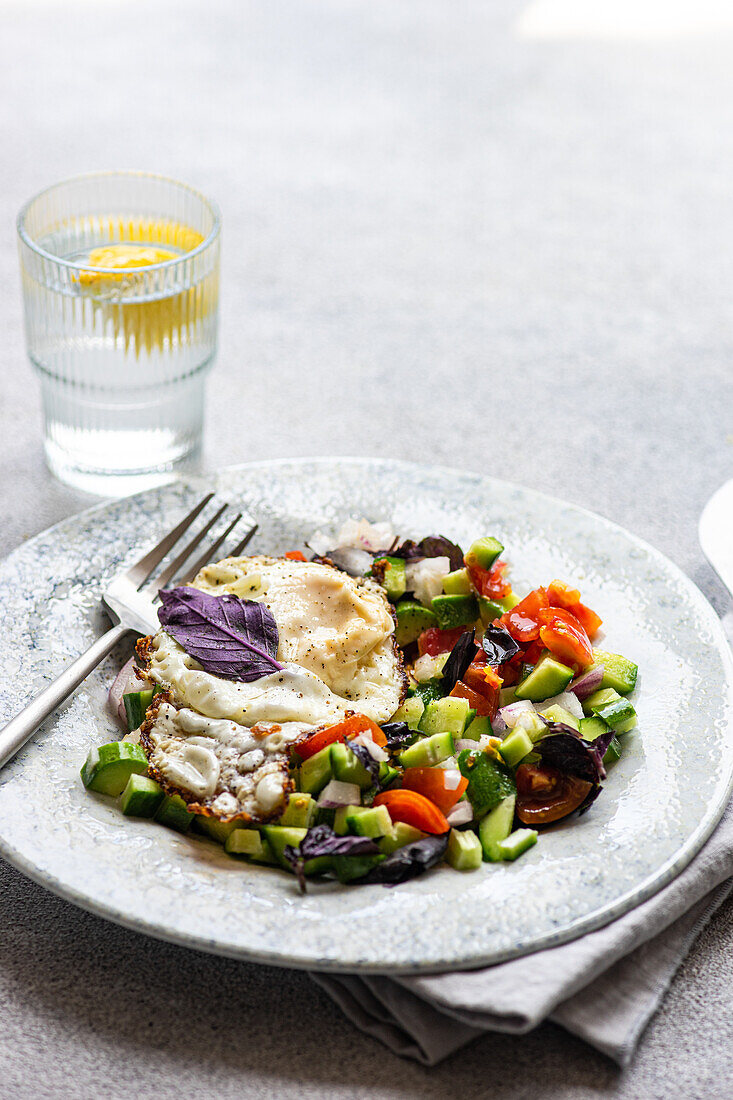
[17,172,221,494]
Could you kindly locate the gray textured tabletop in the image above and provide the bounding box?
[2,1,733,1096]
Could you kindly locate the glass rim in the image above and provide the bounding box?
[17,169,222,274]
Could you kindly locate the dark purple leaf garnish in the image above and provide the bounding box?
[442,630,478,693]
[391,535,465,572]
[481,623,520,666]
[535,725,610,815]
[158,587,282,682]
[283,825,380,893]
[380,722,415,752]
[360,833,450,886]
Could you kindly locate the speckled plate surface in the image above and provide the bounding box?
[0,458,731,974]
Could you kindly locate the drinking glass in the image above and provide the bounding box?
[17,171,221,495]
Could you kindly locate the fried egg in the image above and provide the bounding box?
[138,555,406,820]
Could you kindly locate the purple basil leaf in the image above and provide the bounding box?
[158,587,282,682]
[283,825,380,893]
[391,535,464,572]
[360,833,449,886]
[481,623,520,666]
[442,630,478,694]
[380,722,415,752]
[537,728,605,786]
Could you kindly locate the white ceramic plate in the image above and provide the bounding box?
[0,458,731,974]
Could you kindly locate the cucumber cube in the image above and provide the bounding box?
[123,689,154,733]
[442,568,472,595]
[377,822,425,854]
[515,656,574,703]
[538,704,580,731]
[330,743,373,788]
[582,687,620,715]
[495,828,538,862]
[345,804,392,838]
[390,696,425,729]
[399,731,455,767]
[394,600,438,647]
[603,735,623,764]
[418,696,472,738]
[479,795,516,861]
[431,594,479,630]
[225,828,274,862]
[591,649,638,695]
[279,793,317,829]
[334,805,365,835]
[466,537,504,570]
[120,773,163,817]
[154,793,194,833]
[498,728,533,767]
[373,556,407,602]
[464,714,492,741]
[194,815,240,845]
[80,741,149,797]
[578,715,609,742]
[478,597,504,626]
[298,745,333,795]
[594,697,637,734]
[261,825,308,869]
[330,854,386,883]
[498,593,520,612]
[446,828,483,871]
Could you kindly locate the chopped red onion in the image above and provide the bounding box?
[325,547,374,576]
[442,769,463,791]
[535,690,585,722]
[454,739,481,754]
[317,779,361,808]
[568,666,604,701]
[446,801,475,826]
[108,657,139,727]
[350,731,389,762]
[492,713,507,734]
[499,700,536,729]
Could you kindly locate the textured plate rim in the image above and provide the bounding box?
[0,455,731,975]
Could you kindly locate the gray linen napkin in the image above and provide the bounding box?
[312,614,733,1066]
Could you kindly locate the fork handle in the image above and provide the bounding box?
[0,623,132,770]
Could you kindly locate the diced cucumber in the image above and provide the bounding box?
[345,805,392,838]
[194,815,240,845]
[498,593,520,612]
[604,735,623,764]
[261,825,308,870]
[334,805,365,835]
[373,556,407,602]
[120,774,163,817]
[280,792,317,829]
[466,536,504,570]
[446,828,483,871]
[154,793,194,833]
[80,741,149,797]
[538,704,580,731]
[418,696,472,738]
[464,714,492,741]
[378,761,400,788]
[478,597,504,626]
[330,854,386,883]
[409,679,445,706]
[399,731,455,767]
[515,656,574,702]
[431,594,479,630]
[377,822,425,854]
[498,728,533,767]
[442,568,472,595]
[495,828,538,861]
[578,715,609,742]
[123,689,154,732]
[391,695,425,729]
[591,649,638,695]
[330,743,373,788]
[394,599,438,647]
[298,745,333,795]
[458,749,516,816]
[479,795,516,861]
[225,828,276,863]
[584,689,638,733]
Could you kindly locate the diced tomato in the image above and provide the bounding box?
[467,559,512,599]
[418,625,468,657]
[547,580,602,641]
[284,550,307,561]
[296,714,387,760]
[374,789,450,834]
[499,587,549,643]
[450,679,491,716]
[401,767,468,815]
[455,660,502,718]
[537,607,593,668]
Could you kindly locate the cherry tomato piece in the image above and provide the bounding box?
[401,767,468,815]
[374,789,450,834]
[296,714,386,760]
[515,763,592,825]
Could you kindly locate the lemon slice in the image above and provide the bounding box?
[78,244,179,286]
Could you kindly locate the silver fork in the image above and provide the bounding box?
[0,494,257,770]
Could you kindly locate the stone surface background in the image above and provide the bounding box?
[0,1,732,1095]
